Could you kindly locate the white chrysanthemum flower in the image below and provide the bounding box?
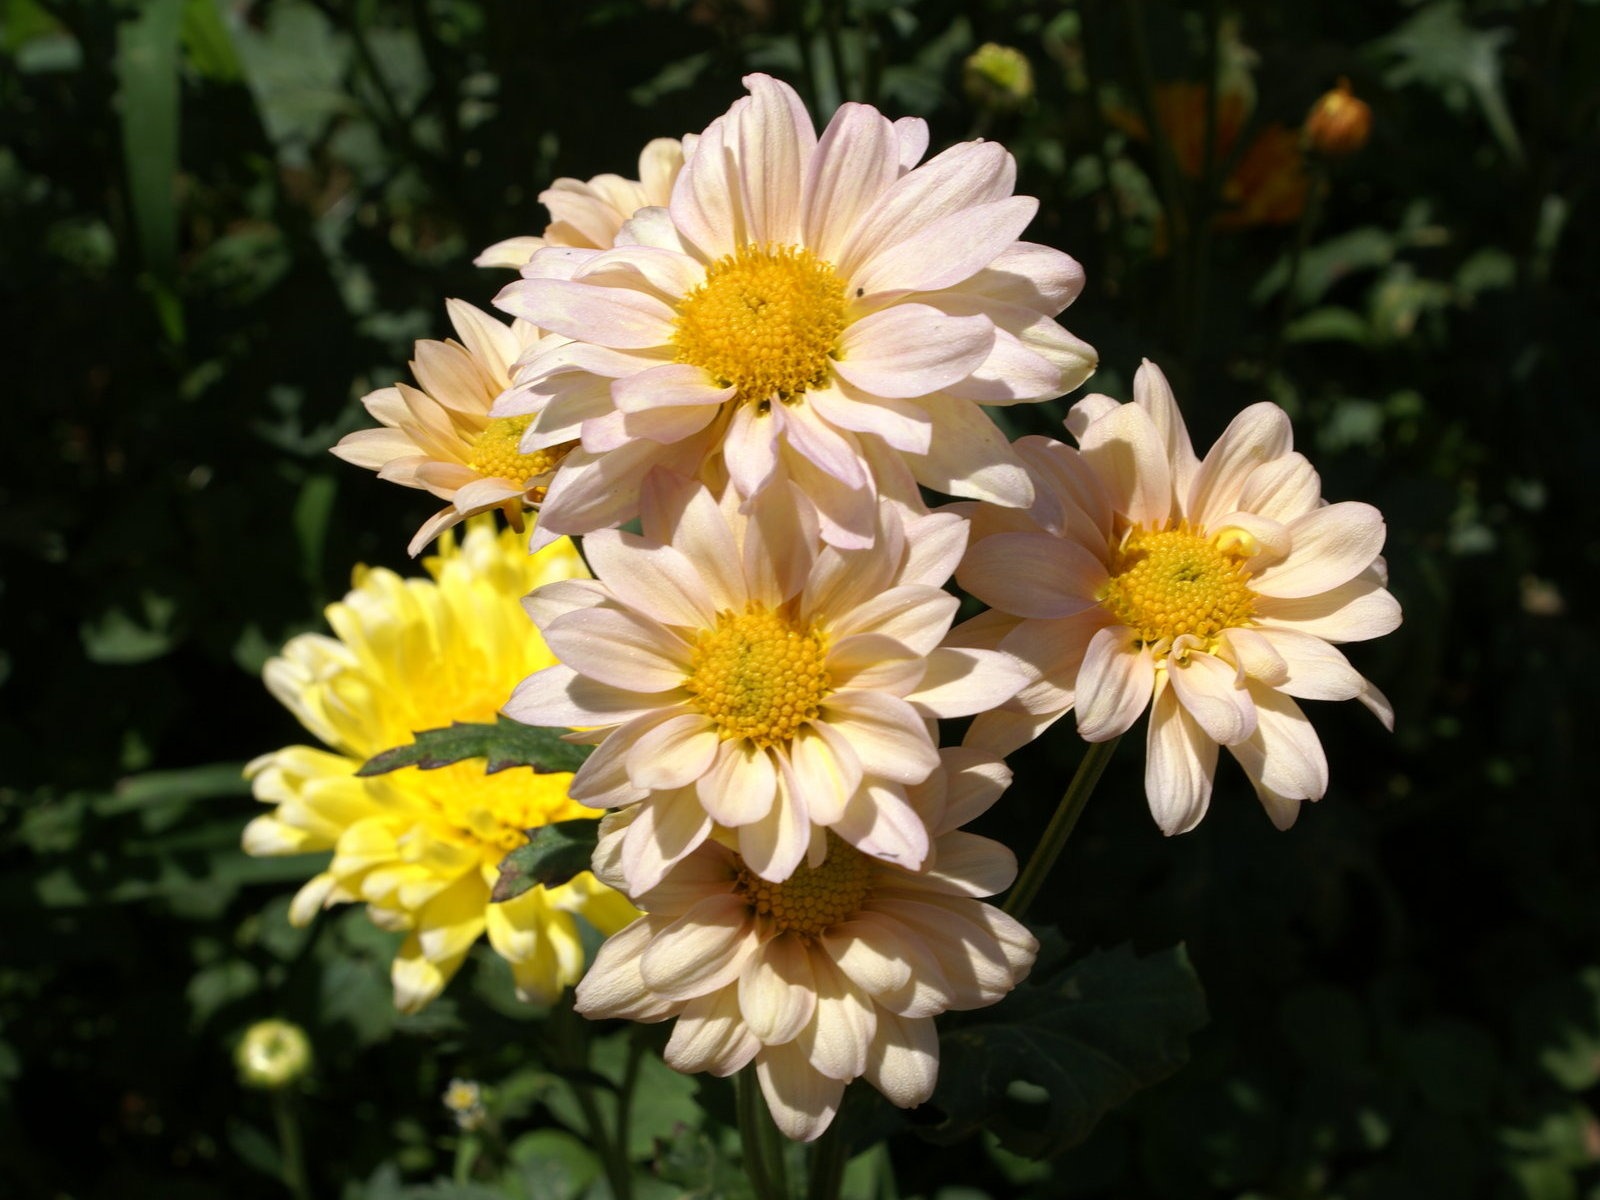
[331,300,571,556]
[575,749,1037,1142]
[505,472,1027,888]
[494,73,1096,550]
[476,137,692,269]
[954,360,1401,834]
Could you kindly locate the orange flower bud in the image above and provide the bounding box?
[1305,78,1372,158]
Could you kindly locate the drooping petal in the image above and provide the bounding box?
[1144,675,1217,835]
[1074,627,1155,741]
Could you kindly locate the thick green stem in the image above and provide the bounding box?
[270,1090,311,1200]
[1004,736,1121,921]
[737,1068,786,1200]
[805,1111,849,1200]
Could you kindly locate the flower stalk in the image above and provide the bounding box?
[1004,736,1121,921]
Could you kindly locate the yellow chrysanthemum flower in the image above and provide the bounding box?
[244,517,637,1013]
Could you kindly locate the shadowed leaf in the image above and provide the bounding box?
[492,820,601,902]
[357,718,592,777]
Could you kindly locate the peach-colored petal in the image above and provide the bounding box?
[697,741,777,827]
[863,1011,939,1109]
[1144,675,1217,835]
[1256,628,1366,702]
[830,782,928,870]
[959,531,1105,619]
[738,932,817,1045]
[904,394,1035,508]
[1226,684,1329,830]
[823,691,941,784]
[624,712,722,790]
[619,794,714,895]
[1185,402,1294,529]
[666,987,762,1075]
[1166,647,1257,745]
[1253,573,1402,643]
[638,892,759,1000]
[1251,502,1386,599]
[1077,400,1173,528]
[756,1039,845,1142]
[907,647,1029,719]
[1074,626,1155,741]
[542,607,691,692]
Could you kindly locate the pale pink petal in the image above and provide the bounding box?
[543,607,691,692]
[1077,401,1173,528]
[802,103,899,262]
[789,723,863,826]
[825,634,923,699]
[581,531,717,629]
[1186,402,1294,529]
[723,402,782,498]
[1074,626,1155,741]
[867,897,1016,1006]
[838,140,1015,282]
[475,234,545,269]
[783,403,870,487]
[1237,452,1322,523]
[574,918,676,1021]
[612,362,734,412]
[963,706,1067,760]
[638,892,759,1000]
[833,306,994,398]
[783,448,877,549]
[665,987,762,1075]
[823,691,941,784]
[864,1011,939,1109]
[917,831,1016,897]
[1166,648,1257,745]
[1255,629,1366,702]
[1132,360,1200,501]
[1145,675,1217,835]
[1065,392,1120,441]
[808,382,933,454]
[820,919,913,996]
[863,911,957,1018]
[736,73,815,245]
[896,511,969,588]
[1217,627,1290,687]
[567,714,665,807]
[625,712,723,789]
[517,580,609,637]
[669,115,740,259]
[737,756,811,881]
[575,245,704,301]
[495,278,673,349]
[830,782,929,870]
[332,426,426,470]
[892,117,929,170]
[756,1040,845,1142]
[639,471,749,612]
[959,531,1106,619]
[828,585,958,655]
[908,647,1029,718]
[804,955,877,1079]
[934,747,1014,833]
[698,742,777,827]
[504,664,663,729]
[1253,574,1402,643]
[1226,684,1329,830]
[620,795,714,894]
[534,438,681,541]
[851,196,1039,296]
[941,323,1073,405]
[738,932,817,1045]
[1357,678,1395,731]
[1251,503,1387,599]
[904,394,1035,508]
[1012,436,1115,543]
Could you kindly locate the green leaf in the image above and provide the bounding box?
[358,717,593,777]
[921,942,1208,1158]
[116,0,184,279]
[506,1129,602,1200]
[492,820,601,902]
[180,0,242,82]
[1514,968,1600,1092]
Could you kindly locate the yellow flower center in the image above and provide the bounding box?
[734,835,872,938]
[684,606,830,747]
[467,416,572,488]
[672,244,848,408]
[1098,523,1257,652]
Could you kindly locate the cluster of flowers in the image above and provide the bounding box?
[249,75,1399,1140]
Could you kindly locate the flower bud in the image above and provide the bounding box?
[442,1078,488,1132]
[235,1019,312,1090]
[1305,78,1372,158]
[963,43,1034,113]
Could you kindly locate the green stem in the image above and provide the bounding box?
[1003,736,1121,921]
[452,1132,481,1185]
[572,1080,632,1200]
[805,1109,849,1200]
[550,1000,632,1200]
[613,1032,646,1178]
[1267,163,1327,374]
[270,1090,311,1200]
[737,1067,787,1200]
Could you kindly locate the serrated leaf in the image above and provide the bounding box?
[491,820,601,902]
[921,942,1207,1158]
[358,718,592,778]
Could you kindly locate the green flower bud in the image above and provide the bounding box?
[235,1019,312,1090]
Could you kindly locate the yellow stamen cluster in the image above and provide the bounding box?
[684,606,830,747]
[672,243,849,408]
[417,762,582,858]
[1098,523,1256,652]
[734,835,873,938]
[468,416,572,488]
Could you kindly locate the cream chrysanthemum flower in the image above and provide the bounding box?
[494,73,1096,550]
[955,360,1401,834]
[475,137,692,269]
[244,518,637,1012]
[505,471,1027,890]
[575,749,1037,1142]
[331,300,574,557]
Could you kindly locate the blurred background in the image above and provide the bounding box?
[2,0,1597,1196]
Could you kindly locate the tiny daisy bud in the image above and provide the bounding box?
[235,1020,312,1090]
[963,43,1035,112]
[1305,78,1372,159]
[442,1078,488,1132]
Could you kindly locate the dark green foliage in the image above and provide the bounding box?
[924,943,1208,1158]
[490,821,601,903]
[358,719,593,779]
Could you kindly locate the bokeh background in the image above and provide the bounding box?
[3,0,1598,1197]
